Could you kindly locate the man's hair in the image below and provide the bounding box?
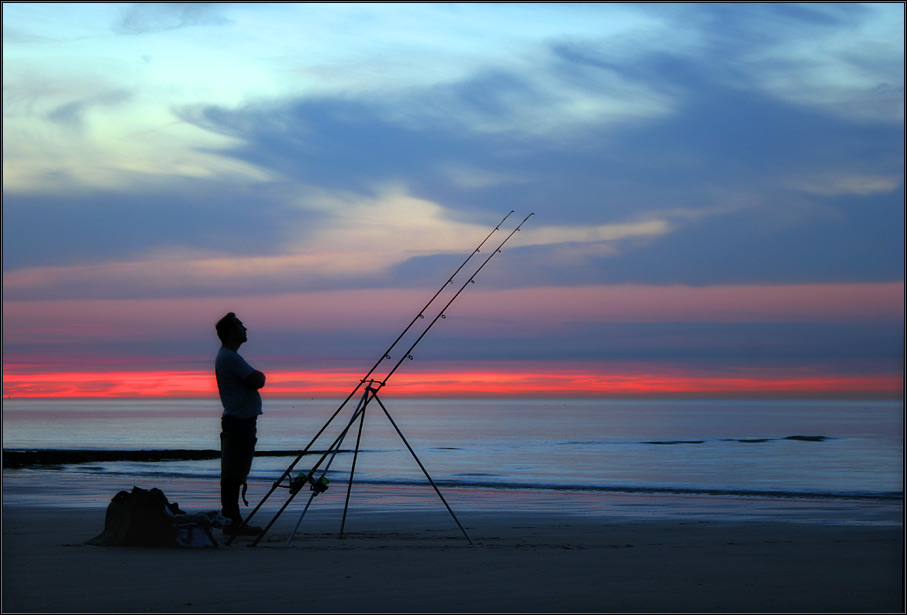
[216,312,238,343]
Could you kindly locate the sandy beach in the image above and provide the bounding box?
[2,504,903,613]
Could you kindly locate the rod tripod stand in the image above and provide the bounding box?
[284,380,472,545]
[227,211,533,547]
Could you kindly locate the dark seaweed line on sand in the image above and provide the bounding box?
[3,449,342,469]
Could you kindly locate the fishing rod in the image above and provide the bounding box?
[244,212,534,546]
[226,210,516,545]
[379,213,534,387]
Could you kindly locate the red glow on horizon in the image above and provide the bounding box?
[2,367,902,399]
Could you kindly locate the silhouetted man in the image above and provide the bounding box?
[215,312,266,536]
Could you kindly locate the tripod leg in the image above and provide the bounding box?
[251,485,299,547]
[373,395,474,545]
[228,381,374,547]
[286,419,356,546]
[287,404,360,546]
[340,391,371,539]
[287,489,318,546]
[251,391,371,547]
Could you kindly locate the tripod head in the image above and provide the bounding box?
[362,379,385,394]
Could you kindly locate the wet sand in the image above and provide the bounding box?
[2,505,903,613]
[1,449,327,469]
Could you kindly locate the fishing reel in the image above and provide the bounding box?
[311,475,330,494]
[288,472,330,495]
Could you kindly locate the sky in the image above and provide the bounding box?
[3,2,905,399]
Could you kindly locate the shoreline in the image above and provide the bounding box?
[2,448,333,468]
[4,465,903,531]
[3,505,904,613]
[3,451,902,506]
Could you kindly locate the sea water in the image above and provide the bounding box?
[2,396,903,525]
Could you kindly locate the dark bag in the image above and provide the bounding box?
[87,486,215,548]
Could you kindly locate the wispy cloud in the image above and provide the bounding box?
[786,171,903,197]
[46,89,133,129]
[113,3,230,35]
[1,184,675,301]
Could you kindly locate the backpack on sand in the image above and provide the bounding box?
[86,486,217,548]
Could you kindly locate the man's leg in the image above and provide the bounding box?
[220,477,242,524]
[221,416,258,534]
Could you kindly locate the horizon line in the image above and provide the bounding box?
[2,367,902,400]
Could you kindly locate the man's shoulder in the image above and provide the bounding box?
[216,346,242,367]
[217,346,246,358]
[216,346,254,376]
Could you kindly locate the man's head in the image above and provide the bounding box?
[216,312,248,348]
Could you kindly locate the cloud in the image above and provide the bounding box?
[437,164,529,190]
[3,283,902,379]
[786,171,903,197]
[4,3,904,294]
[687,3,904,123]
[114,3,230,35]
[1,180,672,301]
[521,219,671,246]
[46,89,133,129]
[376,61,676,138]
[6,55,902,296]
